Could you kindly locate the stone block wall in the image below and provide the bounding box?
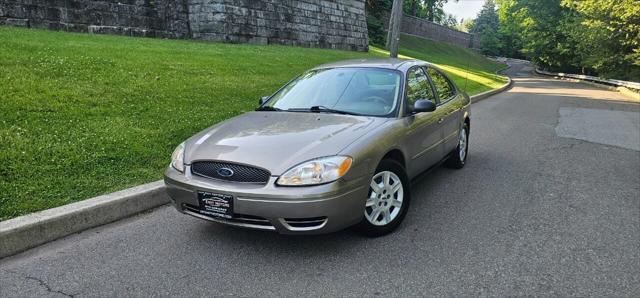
[0,0,190,38]
[0,0,368,51]
[384,14,479,49]
[188,0,368,51]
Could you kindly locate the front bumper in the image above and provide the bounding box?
[163,165,368,234]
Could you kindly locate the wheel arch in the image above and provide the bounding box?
[465,116,470,133]
[463,110,471,133]
[380,148,406,169]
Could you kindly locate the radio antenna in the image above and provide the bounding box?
[463,55,471,93]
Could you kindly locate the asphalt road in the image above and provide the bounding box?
[1,61,639,297]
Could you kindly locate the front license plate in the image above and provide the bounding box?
[197,191,233,219]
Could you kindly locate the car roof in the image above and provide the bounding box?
[311,58,431,71]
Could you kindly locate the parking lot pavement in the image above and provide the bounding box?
[1,63,638,297]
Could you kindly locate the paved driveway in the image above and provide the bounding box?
[1,61,639,297]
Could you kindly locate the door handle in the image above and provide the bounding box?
[438,118,444,124]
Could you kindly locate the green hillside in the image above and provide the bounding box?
[398,34,508,94]
[0,27,506,220]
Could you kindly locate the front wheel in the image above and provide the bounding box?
[446,122,469,169]
[356,159,410,237]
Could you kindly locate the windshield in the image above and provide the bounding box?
[265,68,402,117]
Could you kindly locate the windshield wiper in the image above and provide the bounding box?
[287,105,362,116]
[311,105,363,116]
[255,106,283,112]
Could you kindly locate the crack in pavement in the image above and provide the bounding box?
[4,269,76,297]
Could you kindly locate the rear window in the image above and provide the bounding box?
[427,68,455,101]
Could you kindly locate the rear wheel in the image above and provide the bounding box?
[356,159,410,237]
[446,122,469,169]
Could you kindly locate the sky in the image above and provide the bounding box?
[443,0,486,22]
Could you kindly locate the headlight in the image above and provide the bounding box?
[277,156,353,186]
[170,142,185,172]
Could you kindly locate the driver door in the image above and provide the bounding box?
[403,66,446,177]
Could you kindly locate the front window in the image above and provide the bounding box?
[406,67,437,107]
[265,68,402,117]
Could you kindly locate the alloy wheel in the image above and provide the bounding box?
[459,127,467,162]
[365,171,404,226]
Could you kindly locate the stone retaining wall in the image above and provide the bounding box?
[189,0,368,51]
[0,0,368,51]
[384,13,479,49]
[0,0,190,38]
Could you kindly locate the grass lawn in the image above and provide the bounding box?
[397,34,508,93]
[0,27,506,220]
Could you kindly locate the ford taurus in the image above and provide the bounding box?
[164,58,471,236]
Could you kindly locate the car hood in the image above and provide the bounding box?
[184,111,388,175]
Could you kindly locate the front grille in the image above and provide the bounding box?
[191,161,271,184]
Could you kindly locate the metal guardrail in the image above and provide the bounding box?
[536,69,640,91]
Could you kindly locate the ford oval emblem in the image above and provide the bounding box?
[217,168,234,177]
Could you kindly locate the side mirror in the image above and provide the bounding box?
[259,96,270,105]
[412,99,436,114]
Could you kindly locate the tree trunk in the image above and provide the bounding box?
[387,0,404,58]
[427,1,434,22]
[385,9,394,50]
[411,1,418,16]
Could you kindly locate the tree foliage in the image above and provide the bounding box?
[455,18,475,33]
[477,0,639,80]
[470,0,501,56]
[403,1,449,22]
[495,0,523,59]
[366,0,393,46]
[562,0,640,79]
[440,13,459,28]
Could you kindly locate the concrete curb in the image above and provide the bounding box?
[470,69,513,103]
[0,180,168,259]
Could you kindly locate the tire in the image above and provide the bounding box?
[356,159,411,237]
[446,122,469,169]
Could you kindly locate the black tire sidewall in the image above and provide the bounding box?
[446,122,469,169]
[356,159,411,237]
[459,123,469,165]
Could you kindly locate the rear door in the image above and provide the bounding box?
[425,67,463,154]
[403,66,446,177]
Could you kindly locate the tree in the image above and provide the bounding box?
[365,0,393,46]
[479,29,501,56]
[406,0,421,16]
[490,0,638,80]
[495,0,576,71]
[441,13,458,29]
[470,0,502,56]
[456,18,475,33]
[470,0,500,35]
[425,0,446,22]
[403,0,457,22]
[387,0,405,58]
[495,0,523,58]
[561,0,640,79]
